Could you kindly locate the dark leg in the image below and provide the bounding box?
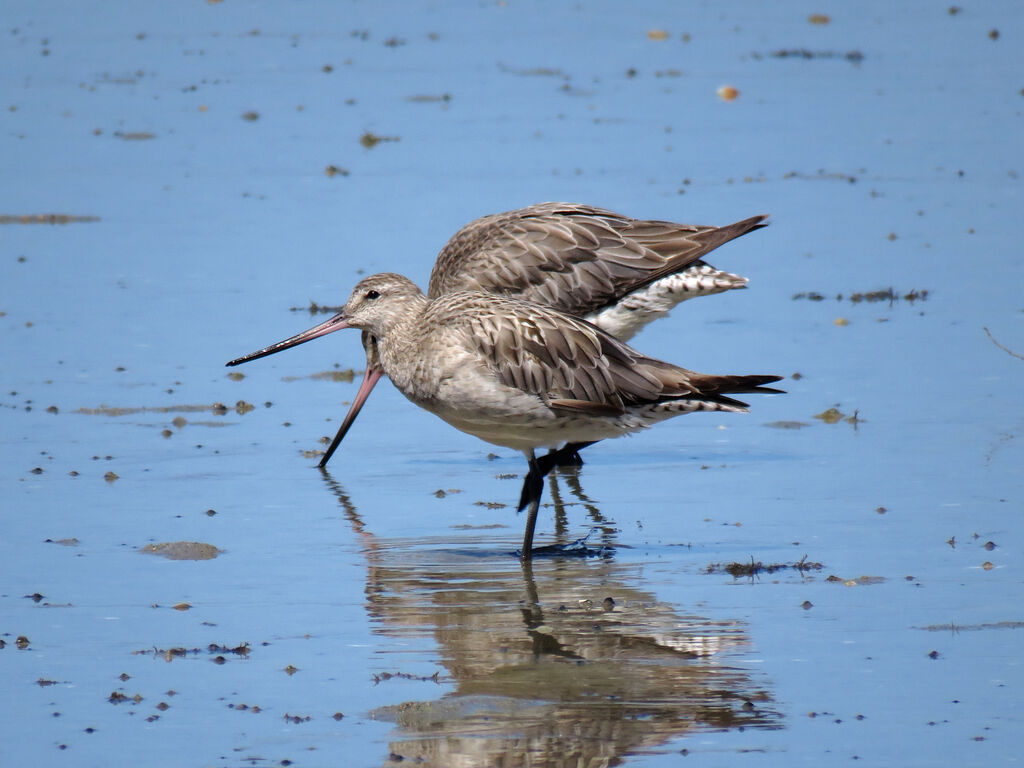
[520,441,598,512]
[520,451,543,561]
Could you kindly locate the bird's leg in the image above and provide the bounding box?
[520,441,598,512]
[518,450,547,513]
[520,450,544,561]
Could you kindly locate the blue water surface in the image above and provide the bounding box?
[2,1,1022,766]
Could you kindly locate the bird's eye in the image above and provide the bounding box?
[364,290,380,300]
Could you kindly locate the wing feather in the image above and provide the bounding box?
[436,289,783,417]
[427,203,767,318]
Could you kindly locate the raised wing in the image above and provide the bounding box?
[428,202,767,317]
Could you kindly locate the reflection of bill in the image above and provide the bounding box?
[320,469,781,765]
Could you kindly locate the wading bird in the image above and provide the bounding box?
[317,203,768,468]
[227,273,782,559]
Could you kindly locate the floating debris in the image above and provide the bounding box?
[139,541,221,560]
[290,301,345,315]
[77,402,254,417]
[360,131,400,149]
[759,49,864,63]
[782,170,858,184]
[373,670,441,685]
[717,85,739,102]
[281,369,356,383]
[133,642,250,662]
[825,574,885,586]
[405,93,451,103]
[0,214,100,224]
[813,407,863,426]
[227,702,263,713]
[45,538,80,546]
[497,63,565,77]
[916,620,1024,632]
[706,556,823,578]
[814,407,844,424]
[983,327,1024,361]
[792,288,929,303]
[108,691,143,704]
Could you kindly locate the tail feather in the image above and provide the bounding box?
[684,215,769,262]
[690,373,785,397]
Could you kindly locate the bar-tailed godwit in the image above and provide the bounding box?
[322,203,767,467]
[227,273,782,559]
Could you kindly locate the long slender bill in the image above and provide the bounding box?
[318,366,384,468]
[226,313,350,367]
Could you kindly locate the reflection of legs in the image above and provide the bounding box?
[548,464,615,549]
[547,473,569,538]
[561,469,607,525]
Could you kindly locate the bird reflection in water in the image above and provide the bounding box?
[319,469,782,765]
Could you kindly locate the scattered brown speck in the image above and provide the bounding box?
[360,131,400,149]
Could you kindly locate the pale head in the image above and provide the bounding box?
[338,273,425,338]
[225,272,423,367]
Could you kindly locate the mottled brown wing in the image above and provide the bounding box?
[454,292,714,415]
[428,202,767,317]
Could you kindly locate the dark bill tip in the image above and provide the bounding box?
[226,313,350,367]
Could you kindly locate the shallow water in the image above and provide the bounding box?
[2,1,1022,766]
